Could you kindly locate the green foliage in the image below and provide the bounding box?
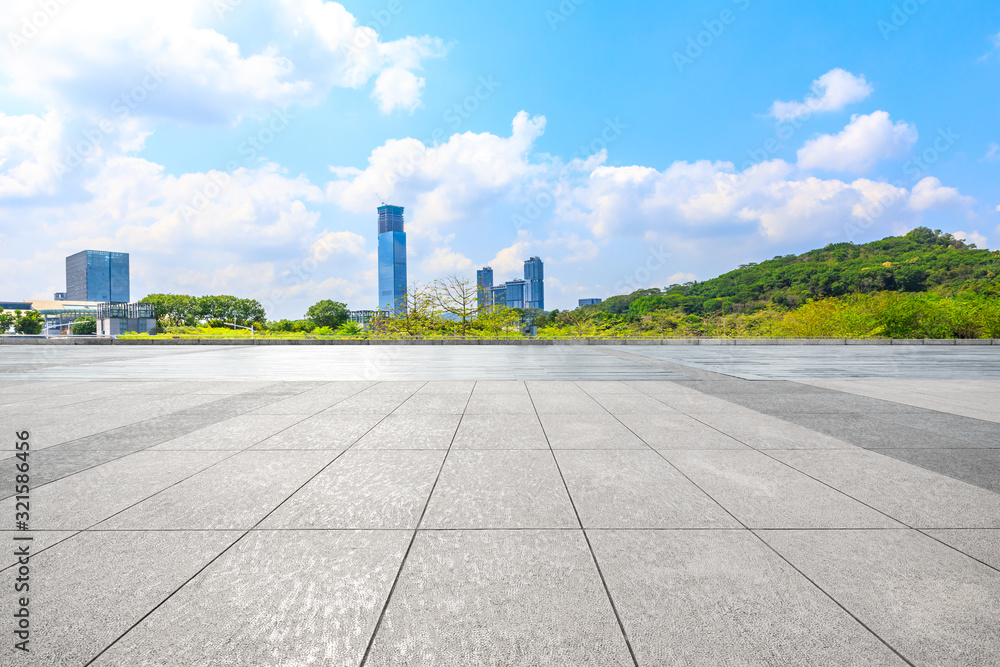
[72,317,97,335]
[598,228,999,318]
[140,294,267,326]
[267,319,315,333]
[13,310,43,335]
[0,312,15,333]
[336,322,365,336]
[306,300,348,329]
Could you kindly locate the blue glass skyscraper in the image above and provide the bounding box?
[377,205,407,313]
[65,250,130,302]
[524,256,544,310]
[477,266,494,310]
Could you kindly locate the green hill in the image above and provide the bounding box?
[590,228,1000,317]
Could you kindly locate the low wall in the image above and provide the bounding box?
[1,337,998,346]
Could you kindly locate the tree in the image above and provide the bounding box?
[194,295,267,325]
[371,283,440,337]
[141,294,198,326]
[72,317,97,335]
[430,275,478,336]
[13,310,43,335]
[306,300,349,329]
[475,306,523,337]
[0,312,15,333]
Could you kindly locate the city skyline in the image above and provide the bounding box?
[1,2,998,318]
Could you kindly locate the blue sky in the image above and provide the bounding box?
[1,0,998,317]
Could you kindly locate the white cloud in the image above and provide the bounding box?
[953,230,988,248]
[667,272,697,284]
[797,111,917,173]
[0,108,63,198]
[983,143,1000,162]
[770,69,873,121]
[0,0,446,123]
[560,156,968,246]
[327,111,549,230]
[907,177,976,211]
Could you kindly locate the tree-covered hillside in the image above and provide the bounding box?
[589,228,1000,317]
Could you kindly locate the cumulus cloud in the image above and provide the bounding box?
[770,69,873,121]
[327,111,549,230]
[559,156,965,246]
[796,111,918,173]
[0,108,63,198]
[907,177,976,211]
[953,230,988,248]
[0,0,446,123]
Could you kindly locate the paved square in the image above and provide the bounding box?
[2,344,999,666]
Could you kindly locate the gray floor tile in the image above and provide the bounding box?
[662,450,903,529]
[792,413,971,449]
[769,449,1000,528]
[528,387,605,414]
[539,413,646,449]
[0,451,231,530]
[873,448,1000,494]
[923,529,1000,571]
[392,393,470,415]
[616,413,749,450]
[690,412,854,449]
[23,530,241,666]
[151,414,304,450]
[260,450,444,529]
[416,380,477,394]
[452,414,549,449]
[422,451,577,529]
[1,530,77,568]
[364,530,634,667]
[251,413,382,450]
[91,530,409,667]
[592,394,680,414]
[353,414,461,450]
[465,392,537,415]
[556,450,739,529]
[98,451,335,530]
[760,529,1000,667]
[589,530,907,666]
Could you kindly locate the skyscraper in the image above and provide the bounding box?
[377,205,407,313]
[476,266,494,310]
[524,256,544,310]
[66,250,130,302]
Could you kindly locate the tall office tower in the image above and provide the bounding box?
[476,266,494,310]
[504,279,527,309]
[523,256,544,310]
[377,205,407,313]
[490,284,508,308]
[65,250,130,302]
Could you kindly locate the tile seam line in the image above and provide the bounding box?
[574,381,918,667]
[0,382,344,502]
[604,347,998,490]
[531,382,641,667]
[652,393,1000,573]
[622,365,1000,573]
[81,383,414,665]
[358,380,460,667]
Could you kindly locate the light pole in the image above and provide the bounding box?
[230,321,254,342]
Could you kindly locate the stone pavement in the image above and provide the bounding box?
[0,345,998,666]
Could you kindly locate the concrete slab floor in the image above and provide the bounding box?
[1,345,998,666]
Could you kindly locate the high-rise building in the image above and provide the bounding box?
[579,298,602,307]
[503,279,526,309]
[377,205,407,313]
[65,250,130,302]
[476,266,494,310]
[524,256,544,310]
